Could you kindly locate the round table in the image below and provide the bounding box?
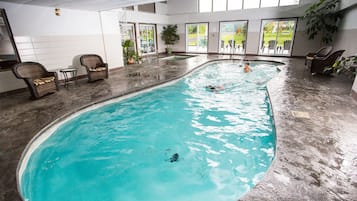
[60,68,77,88]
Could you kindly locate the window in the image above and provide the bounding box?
[259,19,296,56]
[199,0,300,12]
[279,0,299,6]
[213,0,226,12]
[219,21,248,54]
[123,6,134,11]
[139,24,156,54]
[120,23,136,51]
[261,0,279,8]
[243,0,260,9]
[0,9,20,70]
[138,3,156,13]
[228,0,243,10]
[199,0,212,12]
[186,23,208,53]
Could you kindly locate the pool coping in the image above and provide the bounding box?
[16,58,286,201]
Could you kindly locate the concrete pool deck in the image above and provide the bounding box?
[0,55,356,201]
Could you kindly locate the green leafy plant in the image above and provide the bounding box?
[324,56,357,78]
[161,24,180,54]
[122,39,134,64]
[303,0,343,44]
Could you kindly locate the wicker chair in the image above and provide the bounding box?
[308,50,345,74]
[12,62,59,99]
[305,46,333,65]
[80,54,108,82]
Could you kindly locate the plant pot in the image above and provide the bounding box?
[128,58,135,64]
[165,47,172,55]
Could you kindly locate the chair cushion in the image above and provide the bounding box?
[33,76,55,86]
[89,67,107,72]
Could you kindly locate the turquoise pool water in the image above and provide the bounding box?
[21,60,280,201]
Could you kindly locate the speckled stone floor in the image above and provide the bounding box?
[0,55,356,201]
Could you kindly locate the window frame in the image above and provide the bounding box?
[198,0,300,12]
[138,3,156,13]
[138,23,158,55]
[279,0,300,6]
[185,22,209,53]
[227,0,243,11]
[120,22,138,52]
[257,17,298,57]
[198,0,213,13]
[218,20,249,55]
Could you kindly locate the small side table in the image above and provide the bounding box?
[60,68,77,88]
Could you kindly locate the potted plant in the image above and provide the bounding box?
[324,56,357,78]
[122,39,135,64]
[161,24,180,54]
[126,49,142,64]
[303,0,343,44]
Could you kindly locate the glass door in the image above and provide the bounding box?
[139,24,156,55]
[186,23,208,53]
[219,21,248,54]
[259,19,296,56]
[120,23,136,51]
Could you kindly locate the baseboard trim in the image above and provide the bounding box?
[0,76,86,97]
[173,51,305,58]
[0,87,28,97]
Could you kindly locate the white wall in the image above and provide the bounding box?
[333,5,357,56]
[100,11,124,68]
[0,2,123,93]
[167,0,197,15]
[155,2,169,15]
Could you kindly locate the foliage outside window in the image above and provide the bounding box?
[219,21,248,54]
[186,23,208,53]
[259,19,297,56]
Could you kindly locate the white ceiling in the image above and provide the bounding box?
[0,0,165,11]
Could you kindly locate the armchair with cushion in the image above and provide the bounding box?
[305,46,333,65]
[12,62,59,99]
[80,54,108,82]
[307,50,345,74]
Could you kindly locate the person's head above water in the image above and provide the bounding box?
[244,62,252,73]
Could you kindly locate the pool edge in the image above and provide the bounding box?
[16,58,285,201]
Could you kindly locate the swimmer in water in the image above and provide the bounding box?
[205,85,224,92]
[244,62,252,73]
[170,153,179,162]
